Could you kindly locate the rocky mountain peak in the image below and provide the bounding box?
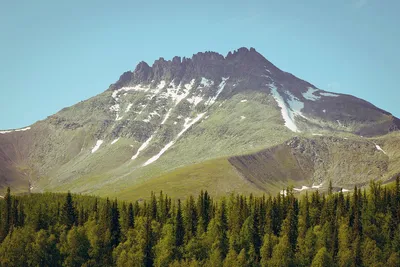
[191,51,225,62]
[110,47,278,89]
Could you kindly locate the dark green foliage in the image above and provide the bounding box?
[60,192,77,230]
[110,199,121,248]
[175,199,184,248]
[0,180,400,266]
[128,202,134,228]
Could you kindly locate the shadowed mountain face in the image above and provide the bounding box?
[0,47,399,198]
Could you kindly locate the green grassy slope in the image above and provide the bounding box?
[111,158,264,201]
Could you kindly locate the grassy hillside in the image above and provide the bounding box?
[111,158,264,201]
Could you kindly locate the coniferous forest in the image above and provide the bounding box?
[1,179,400,267]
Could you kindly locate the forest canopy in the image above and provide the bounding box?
[1,178,400,267]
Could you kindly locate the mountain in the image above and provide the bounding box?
[1,47,399,199]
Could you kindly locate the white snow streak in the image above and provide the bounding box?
[157,80,166,89]
[205,77,229,106]
[199,77,214,87]
[161,108,173,124]
[336,120,344,127]
[1,127,31,134]
[131,135,155,160]
[91,140,104,153]
[125,103,133,113]
[240,99,248,103]
[320,92,339,97]
[240,116,246,120]
[160,79,195,106]
[294,186,310,192]
[312,182,324,189]
[110,104,123,121]
[111,138,120,145]
[112,84,150,101]
[15,127,31,132]
[186,95,204,106]
[143,141,175,166]
[374,144,387,155]
[341,189,351,192]
[302,87,321,101]
[143,113,206,166]
[270,84,301,132]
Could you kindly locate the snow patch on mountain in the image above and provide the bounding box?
[241,99,248,103]
[0,126,31,134]
[336,120,345,127]
[241,116,246,120]
[150,111,160,117]
[205,77,229,106]
[157,80,166,89]
[125,103,133,113]
[199,77,214,88]
[187,95,204,106]
[302,87,321,101]
[374,143,387,155]
[143,113,206,166]
[131,135,155,160]
[312,182,324,189]
[270,84,301,132]
[110,104,122,121]
[161,108,173,124]
[294,186,310,191]
[111,138,120,145]
[286,92,306,119]
[16,127,31,132]
[320,92,339,97]
[160,79,195,106]
[112,84,150,101]
[91,140,104,153]
[184,79,196,90]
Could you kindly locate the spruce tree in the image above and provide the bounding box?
[311,247,333,267]
[128,202,134,228]
[184,195,198,242]
[60,192,77,229]
[328,180,333,195]
[175,199,184,248]
[2,187,11,239]
[110,199,121,248]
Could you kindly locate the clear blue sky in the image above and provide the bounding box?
[1,0,399,129]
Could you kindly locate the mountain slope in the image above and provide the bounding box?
[0,47,399,199]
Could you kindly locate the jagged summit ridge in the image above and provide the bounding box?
[109,47,279,90]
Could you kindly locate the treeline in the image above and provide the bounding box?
[0,178,400,267]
